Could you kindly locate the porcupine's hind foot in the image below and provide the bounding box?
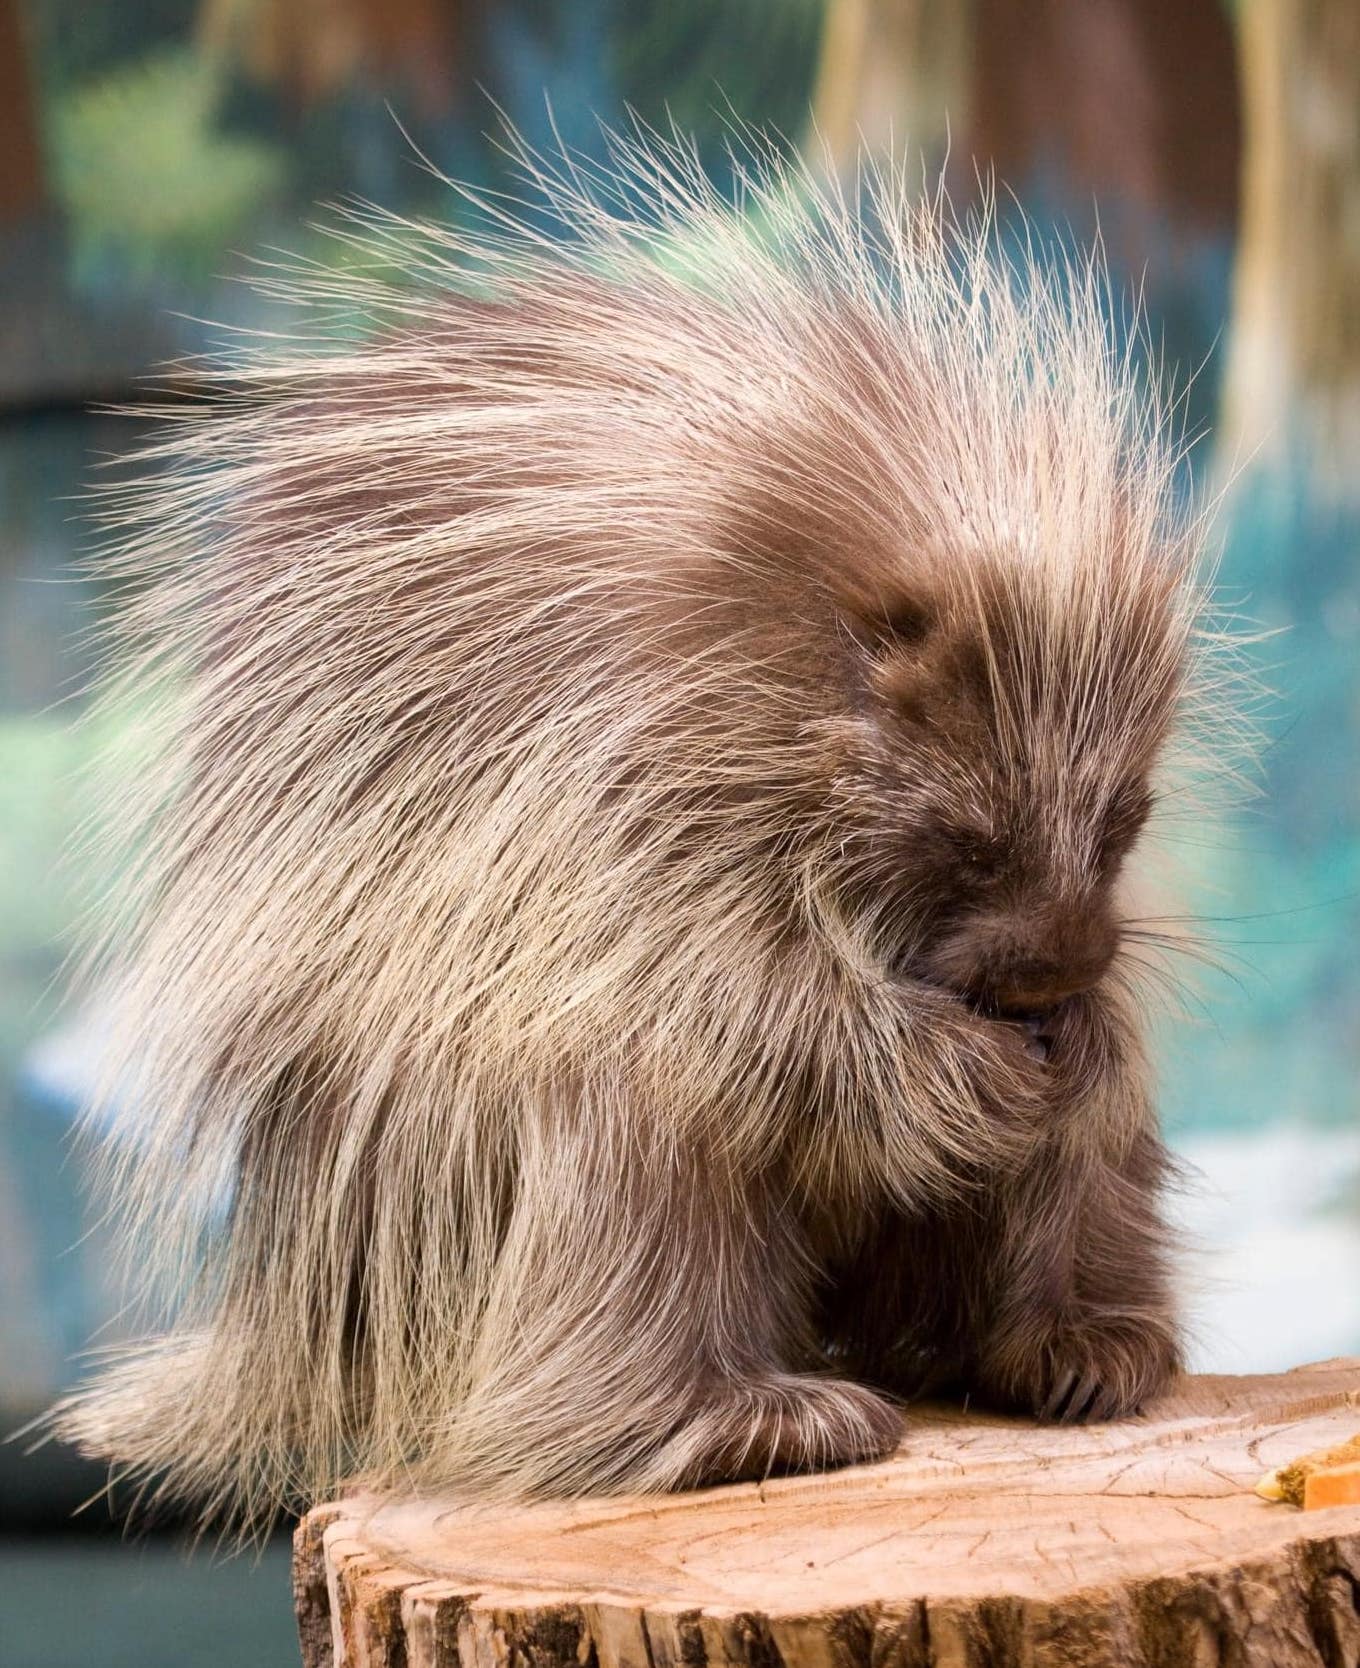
[638,1372,904,1489]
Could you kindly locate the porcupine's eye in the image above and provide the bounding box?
[876,597,933,647]
[847,594,935,655]
[942,818,1008,884]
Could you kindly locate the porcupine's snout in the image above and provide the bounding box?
[926,893,1120,1054]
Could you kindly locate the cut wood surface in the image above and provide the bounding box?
[294,1360,1360,1668]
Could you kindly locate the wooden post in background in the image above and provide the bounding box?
[807,0,972,174]
[1220,0,1360,492]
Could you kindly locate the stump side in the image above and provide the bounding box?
[294,1361,1360,1668]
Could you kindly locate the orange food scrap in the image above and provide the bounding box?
[1303,1462,1360,1512]
[1256,1432,1360,1508]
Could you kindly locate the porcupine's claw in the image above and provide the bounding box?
[1040,1363,1116,1423]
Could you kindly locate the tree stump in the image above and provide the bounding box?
[293,1360,1360,1668]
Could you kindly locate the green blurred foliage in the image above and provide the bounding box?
[51,47,285,285]
[0,704,142,1067]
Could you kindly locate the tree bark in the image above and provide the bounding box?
[295,1359,1360,1668]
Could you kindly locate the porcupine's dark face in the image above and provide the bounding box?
[836,568,1180,1062]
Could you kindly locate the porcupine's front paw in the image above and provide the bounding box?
[644,1373,904,1489]
[980,1312,1181,1425]
[923,986,1054,1150]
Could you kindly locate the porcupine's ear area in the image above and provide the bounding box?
[852,601,991,740]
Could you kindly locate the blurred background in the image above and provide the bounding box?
[0,1,1356,1662]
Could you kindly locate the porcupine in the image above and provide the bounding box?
[52,129,1235,1529]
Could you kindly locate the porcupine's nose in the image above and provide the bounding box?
[981,940,1115,1015]
[932,897,1119,1020]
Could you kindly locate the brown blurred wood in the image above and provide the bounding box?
[1220,0,1360,488]
[197,0,462,114]
[967,0,1240,243]
[0,0,45,221]
[294,1360,1360,1668]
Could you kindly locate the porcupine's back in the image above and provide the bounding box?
[51,130,1214,1529]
